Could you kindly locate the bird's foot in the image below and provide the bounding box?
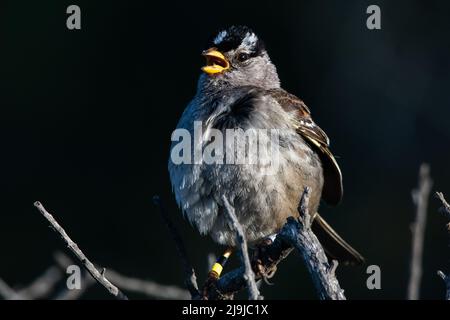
[252,237,278,284]
[202,272,219,300]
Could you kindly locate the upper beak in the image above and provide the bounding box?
[201,48,230,75]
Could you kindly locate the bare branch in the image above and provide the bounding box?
[208,188,345,300]
[51,252,97,300]
[0,278,25,300]
[437,271,450,300]
[33,201,128,300]
[407,164,433,300]
[211,232,293,299]
[152,196,200,299]
[0,265,63,300]
[106,270,190,300]
[278,187,346,300]
[222,195,261,300]
[436,192,450,226]
[54,252,190,300]
[436,192,450,300]
[54,271,96,300]
[18,266,63,299]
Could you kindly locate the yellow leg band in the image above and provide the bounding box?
[211,262,224,277]
[209,248,233,278]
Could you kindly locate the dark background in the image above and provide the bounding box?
[1,0,450,299]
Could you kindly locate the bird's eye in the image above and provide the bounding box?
[237,52,250,62]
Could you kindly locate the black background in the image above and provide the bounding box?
[1,0,450,299]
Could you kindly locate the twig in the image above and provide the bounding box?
[436,192,450,300]
[106,270,190,300]
[18,266,63,299]
[33,201,129,300]
[437,271,450,300]
[153,196,200,299]
[211,233,293,299]
[407,164,433,300]
[436,192,450,227]
[54,270,96,300]
[0,278,25,300]
[54,252,190,300]
[52,252,96,300]
[278,187,346,300]
[210,188,345,300]
[222,195,261,300]
[0,265,63,300]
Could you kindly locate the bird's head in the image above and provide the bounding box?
[198,26,280,92]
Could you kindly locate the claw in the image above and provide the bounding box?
[251,237,278,285]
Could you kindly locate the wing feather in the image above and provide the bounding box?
[268,88,343,205]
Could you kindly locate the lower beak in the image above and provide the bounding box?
[202,49,230,75]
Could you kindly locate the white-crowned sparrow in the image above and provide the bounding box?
[168,26,363,267]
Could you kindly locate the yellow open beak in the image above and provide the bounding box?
[201,49,230,75]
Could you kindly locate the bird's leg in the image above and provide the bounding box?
[202,247,233,299]
[209,247,233,279]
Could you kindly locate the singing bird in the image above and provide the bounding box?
[168,26,364,276]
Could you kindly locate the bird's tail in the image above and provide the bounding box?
[311,213,365,265]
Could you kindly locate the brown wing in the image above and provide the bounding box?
[268,88,343,206]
